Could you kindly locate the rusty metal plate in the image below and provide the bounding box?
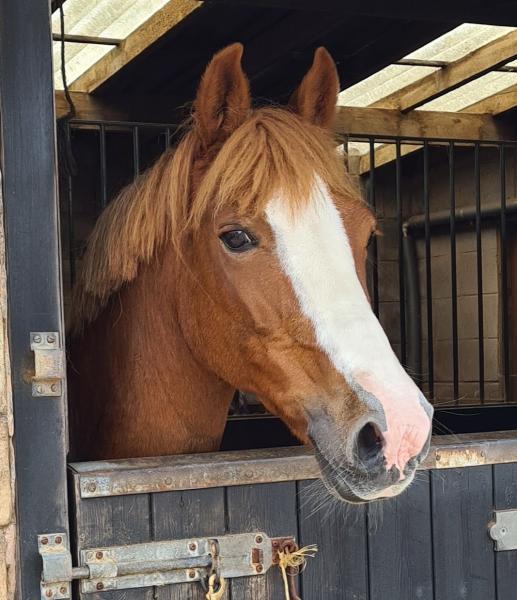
[31,332,64,397]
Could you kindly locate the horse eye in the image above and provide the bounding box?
[220,229,257,253]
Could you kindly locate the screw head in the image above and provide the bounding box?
[87,482,97,493]
[55,536,62,545]
[188,542,197,551]
[59,587,67,595]
[45,589,53,598]
[256,564,263,573]
[47,335,56,344]
[96,551,104,559]
[36,385,44,394]
[188,569,196,579]
[255,535,263,544]
[33,335,42,343]
[96,583,104,591]
[41,537,49,545]
[51,384,58,393]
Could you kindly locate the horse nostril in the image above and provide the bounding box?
[356,422,385,466]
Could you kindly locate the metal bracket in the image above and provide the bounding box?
[30,332,64,397]
[38,533,72,600]
[489,509,517,551]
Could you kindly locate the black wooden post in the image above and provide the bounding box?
[0,0,69,598]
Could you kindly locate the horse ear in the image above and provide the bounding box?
[289,47,340,128]
[194,43,251,148]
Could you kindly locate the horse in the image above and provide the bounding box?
[68,44,433,503]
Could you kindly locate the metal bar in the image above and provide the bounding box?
[65,121,76,285]
[52,33,121,46]
[395,58,517,73]
[396,140,406,364]
[165,127,172,150]
[449,142,459,403]
[369,138,379,315]
[69,431,517,498]
[500,145,510,401]
[133,125,140,180]
[99,124,107,209]
[423,142,434,400]
[474,143,485,403]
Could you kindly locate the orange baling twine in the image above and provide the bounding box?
[277,544,318,600]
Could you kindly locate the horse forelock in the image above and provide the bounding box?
[70,107,358,332]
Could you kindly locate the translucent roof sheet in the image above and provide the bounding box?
[338,23,517,109]
[52,0,171,90]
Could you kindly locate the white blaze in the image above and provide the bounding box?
[266,177,431,472]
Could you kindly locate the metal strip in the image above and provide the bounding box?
[70,432,517,498]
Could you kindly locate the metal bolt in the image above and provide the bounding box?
[188,569,196,579]
[255,535,263,544]
[45,589,53,598]
[87,482,97,493]
[256,564,263,573]
[501,527,508,535]
[164,477,172,486]
[189,542,197,551]
[47,335,55,344]
[59,587,67,595]
[436,454,441,462]
[51,384,58,393]
[36,385,44,394]
[41,537,49,545]
[33,335,41,343]
[96,583,104,591]
[96,551,104,559]
[55,536,62,545]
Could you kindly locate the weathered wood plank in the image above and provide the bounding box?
[151,488,228,600]
[72,472,152,600]
[431,466,495,600]
[372,31,517,112]
[55,91,126,121]
[367,471,433,600]
[493,463,517,599]
[297,479,368,599]
[227,482,298,598]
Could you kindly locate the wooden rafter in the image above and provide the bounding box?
[69,0,201,93]
[372,30,517,112]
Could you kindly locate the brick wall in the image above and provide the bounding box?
[0,172,15,600]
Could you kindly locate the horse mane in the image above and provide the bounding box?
[71,107,357,331]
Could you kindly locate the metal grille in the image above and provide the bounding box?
[59,120,517,412]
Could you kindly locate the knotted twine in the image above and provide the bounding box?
[277,544,318,600]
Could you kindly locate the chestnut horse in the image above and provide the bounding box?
[69,44,433,503]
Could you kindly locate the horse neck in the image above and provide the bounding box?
[70,250,234,460]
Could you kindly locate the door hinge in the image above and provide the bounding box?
[489,509,517,551]
[39,531,295,597]
[30,332,65,397]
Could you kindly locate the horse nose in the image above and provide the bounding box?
[354,421,385,470]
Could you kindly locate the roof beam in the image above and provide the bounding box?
[69,0,200,93]
[334,106,511,142]
[372,30,517,112]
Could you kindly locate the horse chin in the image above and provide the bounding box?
[312,443,415,504]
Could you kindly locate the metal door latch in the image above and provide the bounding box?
[30,332,64,397]
[39,531,296,598]
[489,509,517,551]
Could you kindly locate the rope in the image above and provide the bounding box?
[277,544,318,600]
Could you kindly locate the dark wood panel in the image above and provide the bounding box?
[73,482,152,600]
[367,471,433,600]
[227,482,298,598]
[151,488,228,600]
[431,466,495,600]
[493,463,517,600]
[297,479,368,600]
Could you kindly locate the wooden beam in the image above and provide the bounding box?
[334,106,510,142]
[69,0,201,93]
[372,30,517,112]
[464,84,517,115]
[55,91,126,121]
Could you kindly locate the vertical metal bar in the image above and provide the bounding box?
[65,121,76,286]
[369,138,379,316]
[396,140,406,364]
[165,126,172,150]
[449,142,459,404]
[133,125,140,180]
[99,123,108,209]
[474,143,485,403]
[423,141,434,400]
[500,145,510,401]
